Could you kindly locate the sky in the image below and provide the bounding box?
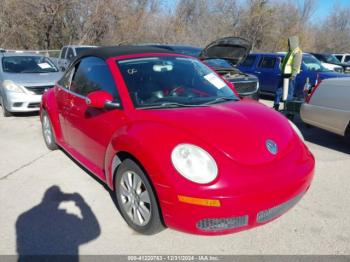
[162,0,350,22]
[313,0,350,21]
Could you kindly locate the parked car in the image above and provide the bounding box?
[301,77,350,140]
[0,52,62,116]
[41,46,314,235]
[238,53,350,98]
[309,53,350,73]
[57,45,97,71]
[333,53,350,65]
[202,58,259,99]
[144,37,260,100]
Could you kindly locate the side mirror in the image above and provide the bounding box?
[85,90,120,109]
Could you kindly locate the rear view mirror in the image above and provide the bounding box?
[86,90,120,109]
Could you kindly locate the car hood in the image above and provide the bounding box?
[1,72,63,86]
[199,37,252,66]
[139,100,298,165]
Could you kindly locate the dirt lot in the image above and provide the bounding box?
[1,99,350,255]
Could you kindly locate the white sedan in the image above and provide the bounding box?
[301,77,350,140]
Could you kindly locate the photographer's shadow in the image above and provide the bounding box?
[16,186,101,258]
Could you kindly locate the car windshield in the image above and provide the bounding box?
[303,55,331,72]
[117,56,238,109]
[2,56,58,73]
[323,54,341,64]
[203,59,233,69]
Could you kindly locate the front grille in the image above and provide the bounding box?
[197,215,248,231]
[232,81,258,95]
[25,85,53,95]
[28,102,40,108]
[256,191,304,223]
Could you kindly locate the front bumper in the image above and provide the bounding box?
[155,148,314,235]
[5,92,42,112]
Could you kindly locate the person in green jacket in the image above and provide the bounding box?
[273,36,302,110]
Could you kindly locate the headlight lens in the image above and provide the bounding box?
[3,80,25,93]
[171,144,218,184]
[288,120,304,142]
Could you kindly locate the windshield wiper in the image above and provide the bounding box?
[139,102,208,109]
[201,96,239,105]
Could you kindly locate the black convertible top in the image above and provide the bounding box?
[76,45,175,61]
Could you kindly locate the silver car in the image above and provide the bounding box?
[301,77,350,140]
[57,45,97,71]
[0,52,62,116]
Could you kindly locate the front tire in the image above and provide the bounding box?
[115,159,164,235]
[0,96,12,117]
[41,110,58,150]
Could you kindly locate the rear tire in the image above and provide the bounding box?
[115,159,164,235]
[0,96,12,117]
[41,110,58,150]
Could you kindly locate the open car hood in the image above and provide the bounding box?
[199,37,252,66]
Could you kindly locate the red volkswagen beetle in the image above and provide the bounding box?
[40,45,314,235]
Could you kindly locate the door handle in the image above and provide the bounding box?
[254,71,261,74]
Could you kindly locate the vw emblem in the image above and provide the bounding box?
[266,139,278,155]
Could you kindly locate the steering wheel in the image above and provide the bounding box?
[169,86,186,97]
[168,86,209,98]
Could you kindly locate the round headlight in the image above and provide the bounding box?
[288,120,304,142]
[171,144,218,184]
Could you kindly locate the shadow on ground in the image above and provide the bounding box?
[293,116,350,155]
[16,186,100,261]
[4,111,40,118]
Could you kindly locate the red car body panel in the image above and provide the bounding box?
[41,52,315,235]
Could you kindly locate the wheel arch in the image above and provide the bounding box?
[111,151,155,192]
[41,89,63,143]
[110,150,166,227]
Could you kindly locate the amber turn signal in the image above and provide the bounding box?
[178,195,221,207]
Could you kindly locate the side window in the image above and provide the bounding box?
[60,47,67,59]
[66,48,75,61]
[57,67,75,89]
[240,55,256,67]
[335,55,342,62]
[313,54,322,60]
[70,57,119,100]
[258,57,276,69]
[345,56,350,63]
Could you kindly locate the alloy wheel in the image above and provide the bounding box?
[42,114,52,145]
[119,171,152,226]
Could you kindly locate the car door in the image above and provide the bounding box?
[55,66,76,143]
[64,56,125,177]
[254,56,280,93]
